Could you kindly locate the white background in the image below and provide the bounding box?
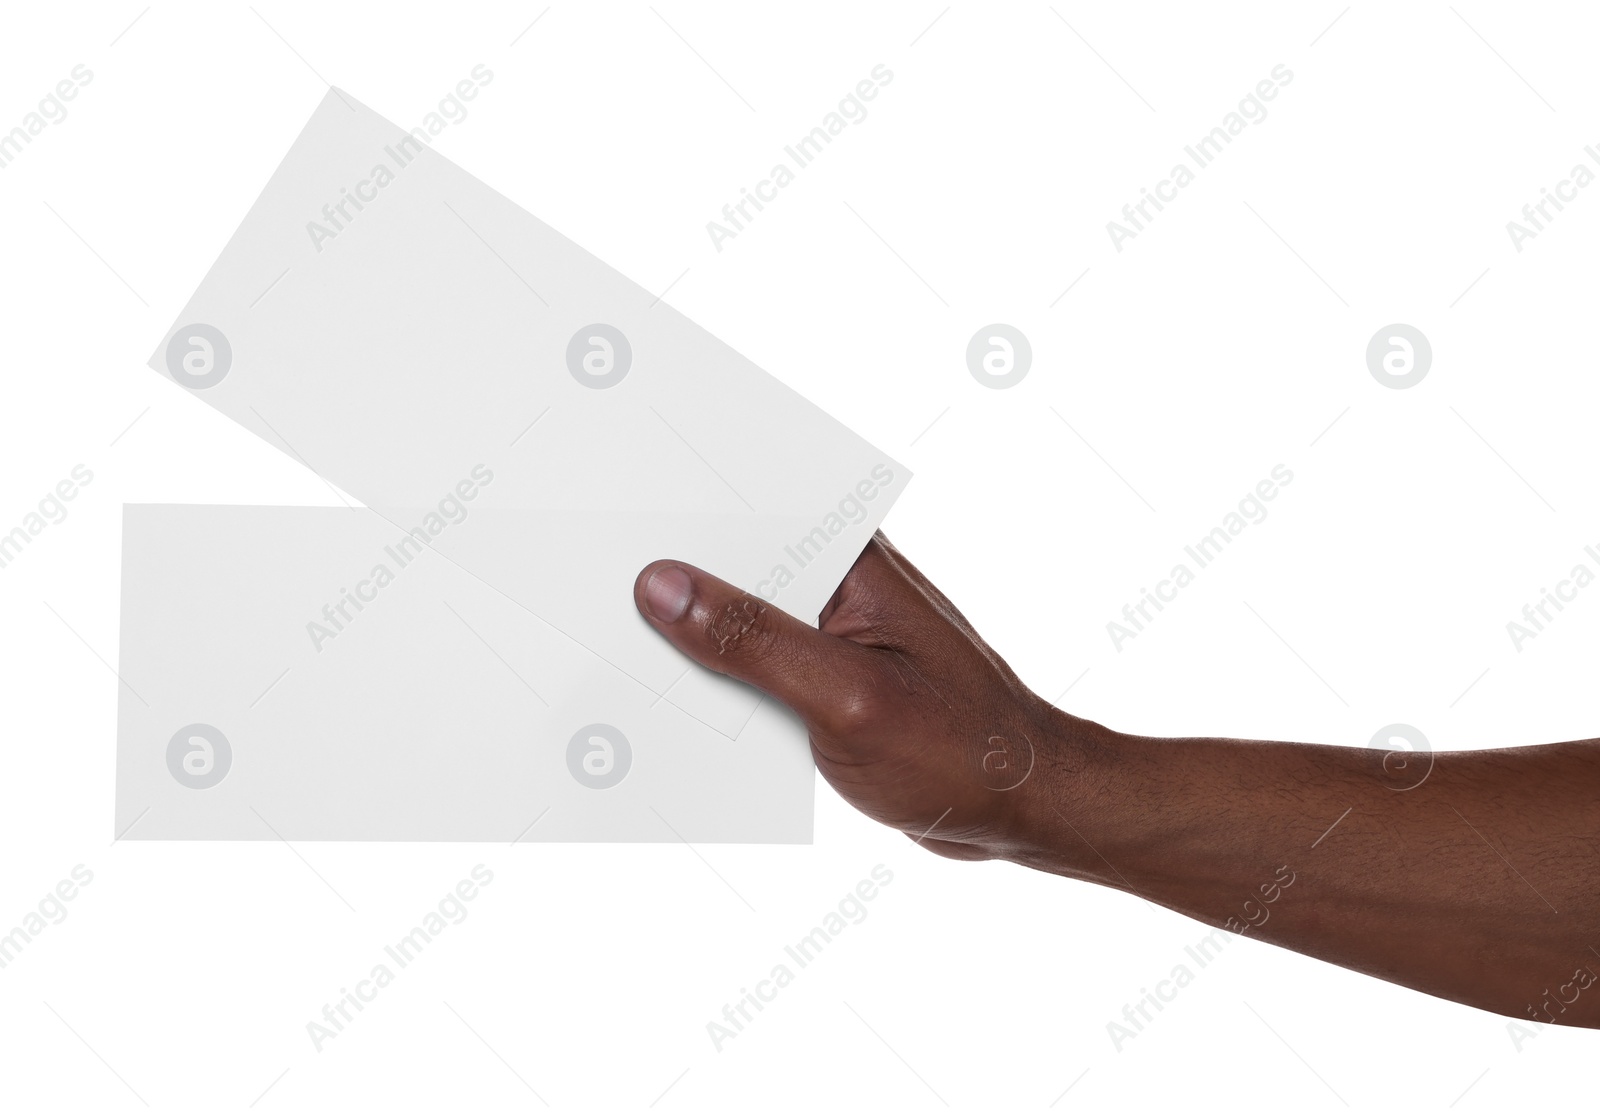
[1,1,1596,1110]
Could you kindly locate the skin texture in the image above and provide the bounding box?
[635,533,1600,1029]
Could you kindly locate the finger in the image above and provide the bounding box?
[819,537,966,665]
[818,538,905,637]
[817,536,945,647]
[634,560,888,731]
[867,532,982,637]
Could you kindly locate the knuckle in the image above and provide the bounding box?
[813,663,889,737]
[696,592,895,740]
[702,594,770,658]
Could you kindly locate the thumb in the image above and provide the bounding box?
[633,560,884,732]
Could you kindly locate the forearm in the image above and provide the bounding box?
[1014,711,1600,1027]
[631,543,1600,1025]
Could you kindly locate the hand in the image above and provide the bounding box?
[633,532,1084,860]
[636,533,1600,1027]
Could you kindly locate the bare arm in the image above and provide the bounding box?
[634,534,1600,1026]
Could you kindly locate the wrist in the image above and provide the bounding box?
[999,702,1136,885]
